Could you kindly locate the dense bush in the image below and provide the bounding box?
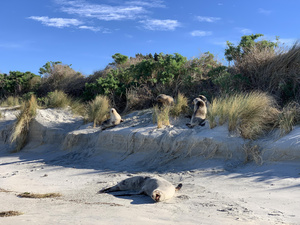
[0,71,40,98]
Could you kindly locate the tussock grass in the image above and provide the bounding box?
[234,42,300,102]
[207,92,279,139]
[243,143,263,165]
[10,95,38,152]
[170,92,189,117]
[18,192,61,198]
[278,102,300,136]
[0,211,23,217]
[0,96,21,107]
[70,100,86,116]
[86,95,110,128]
[153,105,171,128]
[45,90,71,108]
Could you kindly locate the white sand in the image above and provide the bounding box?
[0,108,300,225]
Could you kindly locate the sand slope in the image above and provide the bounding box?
[0,108,300,224]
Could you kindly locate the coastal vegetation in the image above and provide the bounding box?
[1,34,300,141]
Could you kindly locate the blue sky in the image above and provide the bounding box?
[1,0,299,76]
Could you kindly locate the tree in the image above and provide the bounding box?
[39,61,62,77]
[111,53,128,65]
[225,34,279,63]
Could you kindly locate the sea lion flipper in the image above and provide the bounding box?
[175,183,183,191]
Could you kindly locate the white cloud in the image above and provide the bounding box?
[57,0,147,21]
[190,30,212,37]
[125,0,165,8]
[28,16,82,28]
[78,25,101,32]
[139,19,180,31]
[258,8,272,15]
[196,16,221,23]
[235,27,253,35]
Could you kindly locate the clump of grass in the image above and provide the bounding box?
[243,143,263,165]
[153,105,171,128]
[18,192,61,198]
[10,95,38,152]
[277,102,300,136]
[207,92,279,139]
[70,100,86,116]
[44,90,71,108]
[0,96,21,107]
[86,95,110,128]
[170,92,189,117]
[0,211,23,217]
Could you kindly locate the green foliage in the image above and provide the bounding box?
[0,71,40,98]
[225,34,279,62]
[39,61,62,76]
[111,53,128,66]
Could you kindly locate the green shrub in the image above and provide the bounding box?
[86,95,110,128]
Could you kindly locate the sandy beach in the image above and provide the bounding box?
[1,107,300,224]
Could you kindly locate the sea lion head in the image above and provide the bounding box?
[151,189,164,202]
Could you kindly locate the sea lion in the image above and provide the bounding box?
[101,108,123,130]
[186,97,207,128]
[156,94,174,106]
[198,95,210,109]
[99,176,182,202]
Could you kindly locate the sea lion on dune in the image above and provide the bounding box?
[99,176,182,202]
[156,94,174,106]
[101,108,123,130]
[186,97,207,128]
[198,95,210,109]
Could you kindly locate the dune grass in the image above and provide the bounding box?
[277,102,300,136]
[207,92,279,139]
[153,105,171,128]
[0,211,23,217]
[86,95,110,128]
[18,192,61,198]
[0,96,22,107]
[44,90,71,108]
[10,95,38,152]
[170,92,189,117]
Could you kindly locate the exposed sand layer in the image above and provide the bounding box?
[0,108,300,224]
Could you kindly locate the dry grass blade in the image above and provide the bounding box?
[17,192,62,198]
[0,211,23,217]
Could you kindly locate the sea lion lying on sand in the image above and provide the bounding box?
[99,176,182,202]
[101,108,123,130]
[186,97,207,128]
